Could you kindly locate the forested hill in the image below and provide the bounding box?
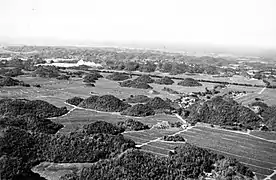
[187,96,262,130]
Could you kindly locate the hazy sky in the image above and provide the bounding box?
[0,0,276,48]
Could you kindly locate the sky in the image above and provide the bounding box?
[0,0,276,49]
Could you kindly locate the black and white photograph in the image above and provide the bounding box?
[0,0,275,179]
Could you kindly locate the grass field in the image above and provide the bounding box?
[250,130,276,141]
[227,85,276,106]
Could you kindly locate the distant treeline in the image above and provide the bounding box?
[96,69,273,88]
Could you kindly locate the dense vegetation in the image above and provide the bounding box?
[119,80,153,89]
[3,58,24,69]
[162,135,186,142]
[145,97,173,112]
[159,62,220,75]
[105,72,130,81]
[154,76,174,85]
[0,126,135,179]
[261,106,276,131]
[187,96,262,130]
[121,104,155,117]
[32,66,61,78]
[66,97,84,106]
[83,121,124,135]
[177,78,203,87]
[0,115,63,134]
[0,127,42,179]
[0,76,30,87]
[133,74,154,83]
[125,95,151,103]
[117,119,150,131]
[37,132,135,163]
[78,95,131,112]
[138,62,157,72]
[251,103,276,131]
[0,99,68,118]
[83,72,103,83]
[0,68,24,77]
[60,144,253,180]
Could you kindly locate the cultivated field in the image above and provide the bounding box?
[250,130,276,141]
[222,84,276,106]
[123,125,276,179]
